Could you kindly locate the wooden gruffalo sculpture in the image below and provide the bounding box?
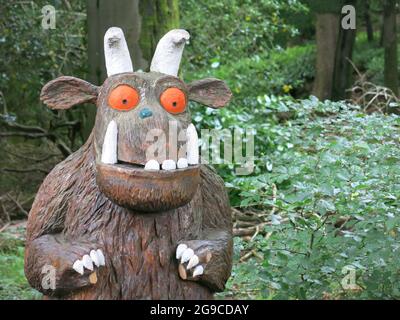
[24,28,233,299]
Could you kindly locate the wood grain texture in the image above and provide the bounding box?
[25,135,232,299]
[28,70,233,300]
[188,78,232,108]
[40,76,99,109]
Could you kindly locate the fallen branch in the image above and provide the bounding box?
[0,132,49,138]
[239,249,263,262]
[7,194,28,216]
[1,167,49,174]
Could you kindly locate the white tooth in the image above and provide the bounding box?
[144,159,160,170]
[96,249,106,266]
[162,159,176,170]
[101,120,118,164]
[187,255,199,270]
[82,254,94,271]
[90,250,100,267]
[186,124,199,165]
[177,158,188,169]
[72,260,84,275]
[181,248,194,264]
[176,244,188,259]
[193,265,204,277]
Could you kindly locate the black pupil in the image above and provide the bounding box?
[122,99,128,104]
[172,101,177,107]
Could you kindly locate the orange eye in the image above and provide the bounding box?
[108,85,139,111]
[160,87,187,114]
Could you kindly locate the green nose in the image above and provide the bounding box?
[139,108,153,119]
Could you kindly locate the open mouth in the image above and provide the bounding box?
[95,120,201,212]
[99,160,200,178]
[114,160,199,173]
[99,120,199,172]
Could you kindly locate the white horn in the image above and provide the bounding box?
[150,29,190,77]
[104,27,133,77]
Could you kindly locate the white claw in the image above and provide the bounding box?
[193,265,204,277]
[186,124,199,165]
[162,159,176,171]
[72,260,84,275]
[90,250,100,267]
[144,159,160,170]
[181,248,194,264]
[96,249,106,266]
[176,244,188,259]
[82,254,93,271]
[187,255,199,270]
[177,158,188,169]
[101,120,118,164]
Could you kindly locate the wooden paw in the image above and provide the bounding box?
[175,243,211,280]
[72,249,105,277]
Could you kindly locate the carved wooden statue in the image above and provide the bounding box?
[24,28,233,299]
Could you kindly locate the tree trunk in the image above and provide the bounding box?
[84,0,180,138]
[383,0,399,96]
[87,0,179,85]
[332,1,357,100]
[312,13,340,100]
[364,0,374,42]
[138,0,180,66]
[87,0,142,85]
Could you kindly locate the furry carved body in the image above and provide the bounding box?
[25,136,232,299]
[24,27,233,300]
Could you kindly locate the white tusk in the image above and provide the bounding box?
[72,260,84,275]
[90,250,100,267]
[162,159,176,170]
[144,159,160,170]
[101,120,118,164]
[181,248,194,264]
[176,244,188,259]
[186,124,199,165]
[150,29,190,77]
[187,255,199,270]
[96,249,106,266]
[82,254,94,271]
[104,27,133,77]
[177,158,188,169]
[192,265,204,277]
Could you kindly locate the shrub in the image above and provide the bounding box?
[218,97,400,299]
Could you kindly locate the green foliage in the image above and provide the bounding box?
[353,33,384,84]
[218,97,400,299]
[186,44,315,102]
[0,233,40,300]
[181,0,308,71]
[303,0,345,14]
[0,0,87,144]
[0,1,87,198]
[353,32,400,86]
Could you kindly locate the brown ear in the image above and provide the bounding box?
[40,76,99,110]
[188,78,232,108]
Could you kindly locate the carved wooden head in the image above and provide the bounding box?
[40,27,232,212]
